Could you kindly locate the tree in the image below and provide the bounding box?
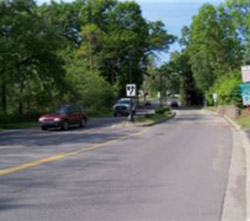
[168,51,202,106]
[0,0,175,115]
[77,0,176,96]
[0,0,65,114]
[188,4,241,92]
[208,72,242,107]
[225,0,250,64]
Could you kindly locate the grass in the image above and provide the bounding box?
[203,106,218,113]
[236,115,250,128]
[135,111,172,125]
[0,113,38,131]
[87,109,113,118]
[0,109,114,131]
[0,122,37,131]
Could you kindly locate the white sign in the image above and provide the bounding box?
[157,92,161,98]
[138,90,144,97]
[212,93,218,102]
[241,66,250,82]
[126,84,136,97]
[243,94,250,106]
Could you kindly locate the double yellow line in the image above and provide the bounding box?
[0,128,149,176]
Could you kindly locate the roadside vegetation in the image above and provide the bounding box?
[0,113,37,130]
[135,106,173,125]
[0,0,175,120]
[145,0,250,108]
[236,115,250,129]
[1,0,250,129]
[203,106,218,113]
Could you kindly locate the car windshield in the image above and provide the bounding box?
[49,106,69,114]
[117,100,130,105]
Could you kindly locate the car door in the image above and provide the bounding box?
[75,106,83,123]
[68,106,77,124]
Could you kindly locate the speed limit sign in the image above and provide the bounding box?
[126,84,136,97]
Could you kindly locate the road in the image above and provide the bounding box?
[0,110,238,221]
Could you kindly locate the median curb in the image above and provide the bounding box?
[203,109,250,221]
[135,112,176,127]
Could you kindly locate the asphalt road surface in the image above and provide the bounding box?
[0,110,234,221]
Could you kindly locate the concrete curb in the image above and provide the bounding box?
[203,109,249,220]
[223,115,242,131]
[135,112,176,127]
[224,116,250,221]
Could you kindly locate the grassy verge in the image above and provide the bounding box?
[0,113,38,131]
[236,115,250,129]
[0,109,114,131]
[135,111,172,125]
[203,106,218,113]
[0,122,37,131]
[87,109,113,118]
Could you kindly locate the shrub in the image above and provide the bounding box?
[208,71,242,107]
[156,106,171,114]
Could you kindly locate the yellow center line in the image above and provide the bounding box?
[0,128,149,177]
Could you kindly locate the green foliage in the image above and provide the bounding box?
[163,50,202,106]
[188,4,242,92]
[156,106,171,115]
[225,0,250,64]
[0,0,66,114]
[207,72,242,107]
[0,112,37,130]
[237,115,250,128]
[64,57,115,111]
[0,0,175,118]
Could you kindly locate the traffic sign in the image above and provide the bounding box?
[126,84,136,97]
[243,94,250,106]
[157,92,161,98]
[239,84,250,106]
[239,83,250,95]
[241,66,250,82]
[212,93,218,102]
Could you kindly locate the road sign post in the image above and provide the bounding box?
[126,84,136,122]
[212,93,218,106]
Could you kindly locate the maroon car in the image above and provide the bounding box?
[38,104,88,131]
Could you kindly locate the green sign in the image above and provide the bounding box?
[239,83,250,95]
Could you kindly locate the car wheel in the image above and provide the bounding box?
[79,118,87,128]
[62,121,69,130]
[41,126,47,131]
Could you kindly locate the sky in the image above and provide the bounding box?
[133,0,224,64]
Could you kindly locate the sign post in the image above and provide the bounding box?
[126,84,136,122]
[212,93,218,106]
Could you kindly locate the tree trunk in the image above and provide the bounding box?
[1,83,7,113]
[18,83,24,115]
